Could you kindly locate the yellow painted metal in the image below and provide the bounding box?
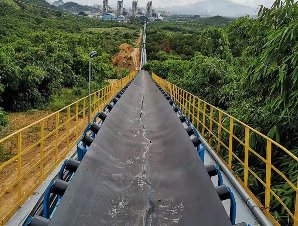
[17,132,22,199]
[244,127,250,187]
[152,72,297,226]
[202,102,206,137]
[295,180,298,226]
[66,106,70,152]
[217,111,222,154]
[209,106,213,145]
[75,102,79,140]
[228,118,234,169]
[187,93,191,119]
[0,71,137,225]
[40,120,45,182]
[83,98,86,120]
[265,140,272,210]
[55,112,59,162]
[197,99,201,132]
[192,96,196,125]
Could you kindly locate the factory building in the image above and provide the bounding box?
[132,0,138,17]
[103,0,108,13]
[117,0,124,17]
[146,1,152,18]
[102,12,116,20]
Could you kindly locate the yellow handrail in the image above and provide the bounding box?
[0,71,137,225]
[152,72,298,226]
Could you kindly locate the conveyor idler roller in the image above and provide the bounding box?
[186,126,195,136]
[52,180,68,196]
[81,135,94,147]
[206,164,218,177]
[90,123,100,134]
[65,159,80,173]
[191,136,201,147]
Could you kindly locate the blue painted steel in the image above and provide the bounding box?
[77,142,88,161]
[227,187,237,225]
[49,196,62,219]
[58,160,68,180]
[23,216,33,226]
[215,165,223,186]
[58,160,76,182]
[43,180,54,218]
[43,181,64,219]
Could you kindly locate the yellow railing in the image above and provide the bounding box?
[0,71,137,225]
[152,73,298,226]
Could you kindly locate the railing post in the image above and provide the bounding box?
[40,120,45,182]
[174,85,177,103]
[17,132,22,199]
[178,88,181,108]
[192,96,195,125]
[103,87,107,104]
[66,106,70,151]
[83,98,86,120]
[265,140,272,211]
[55,112,59,162]
[75,102,79,139]
[244,127,250,187]
[93,93,96,116]
[217,111,222,154]
[187,93,191,119]
[97,90,100,112]
[295,180,298,226]
[202,102,206,137]
[228,118,234,169]
[183,91,186,113]
[197,100,201,132]
[209,106,214,145]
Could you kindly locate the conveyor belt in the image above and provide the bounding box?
[49,71,232,226]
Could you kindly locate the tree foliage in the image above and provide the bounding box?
[0,1,139,110]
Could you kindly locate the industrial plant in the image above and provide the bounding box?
[100,0,166,22]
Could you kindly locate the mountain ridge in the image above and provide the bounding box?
[168,0,258,17]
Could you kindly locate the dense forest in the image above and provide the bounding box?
[144,0,297,224]
[0,0,139,124]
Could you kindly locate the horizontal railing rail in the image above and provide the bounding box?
[0,71,137,225]
[152,73,298,226]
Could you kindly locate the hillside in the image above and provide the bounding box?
[0,0,20,9]
[52,0,63,7]
[169,0,257,17]
[58,2,101,14]
[0,0,139,114]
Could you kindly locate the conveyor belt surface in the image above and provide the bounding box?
[49,71,232,226]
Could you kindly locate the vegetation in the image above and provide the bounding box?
[0,0,139,116]
[144,1,297,224]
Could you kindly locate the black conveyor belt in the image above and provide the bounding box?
[49,71,232,226]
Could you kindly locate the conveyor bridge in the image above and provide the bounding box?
[0,24,297,226]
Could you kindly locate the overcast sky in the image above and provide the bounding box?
[57,0,275,8]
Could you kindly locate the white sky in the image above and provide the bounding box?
[59,0,275,8]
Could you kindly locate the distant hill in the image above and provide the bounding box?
[52,0,63,7]
[0,0,56,10]
[57,2,100,14]
[0,0,21,9]
[169,0,257,17]
[26,0,54,8]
